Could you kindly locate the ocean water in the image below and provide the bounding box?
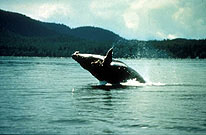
[0,57,205,134]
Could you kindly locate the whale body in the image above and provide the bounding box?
[72,48,145,84]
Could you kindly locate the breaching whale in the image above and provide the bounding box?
[72,48,145,84]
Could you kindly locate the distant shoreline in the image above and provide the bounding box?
[0,55,205,59]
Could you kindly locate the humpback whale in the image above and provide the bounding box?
[72,48,145,84]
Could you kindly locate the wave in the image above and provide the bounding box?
[91,79,205,90]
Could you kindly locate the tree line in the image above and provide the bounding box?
[0,33,205,58]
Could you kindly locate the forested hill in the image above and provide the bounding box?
[0,9,206,58]
[0,9,121,41]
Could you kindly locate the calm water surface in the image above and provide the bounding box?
[0,57,206,134]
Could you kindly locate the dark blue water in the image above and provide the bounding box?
[0,57,206,134]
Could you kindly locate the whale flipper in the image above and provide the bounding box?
[103,48,113,66]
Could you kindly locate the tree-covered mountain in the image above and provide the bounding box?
[0,9,206,58]
[0,9,121,41]
[0,9,59,37]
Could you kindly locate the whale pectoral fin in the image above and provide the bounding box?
[91,59,103,66]
[103,48,113,66]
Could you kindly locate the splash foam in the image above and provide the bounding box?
[120,79,166,87]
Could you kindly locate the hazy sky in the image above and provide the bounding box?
[0,0,206,40]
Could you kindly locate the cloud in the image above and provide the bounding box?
[171,0,206,39]
[157,32,177,39]
[0,1,73,25]
[120,0,206,39]
[28,3,71,21]
[90,0,115,19]
[121,0,180,39]
[123,11,139,29]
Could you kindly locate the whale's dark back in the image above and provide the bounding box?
[83,59,145,84]
[99,60,145,84]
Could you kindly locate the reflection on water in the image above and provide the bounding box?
[0,57,206,134]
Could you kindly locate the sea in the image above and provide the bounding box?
[0,56,205,134]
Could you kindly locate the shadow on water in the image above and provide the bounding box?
[90,84,130,91]
[88,81,146,91]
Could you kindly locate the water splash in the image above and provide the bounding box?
[95,79,165,88]
[94,79,204,89]
[120,79,165,87]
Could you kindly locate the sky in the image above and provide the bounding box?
[0,0,206,40]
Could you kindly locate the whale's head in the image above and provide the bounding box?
[72,48,113,68]
[72,51,104,70]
